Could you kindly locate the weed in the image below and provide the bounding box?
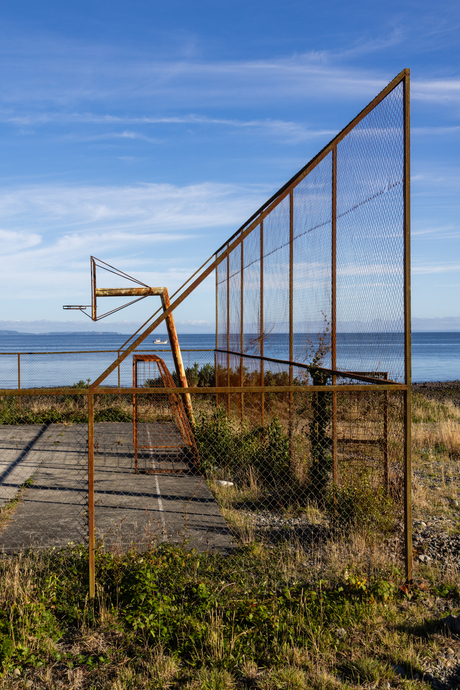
[194,407,295,502]
[0,538,458,688]
[327,479,399,535]
[0,384,458,687]
[0,478,34,532]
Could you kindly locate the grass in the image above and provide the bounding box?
[0,478,34,533]
[411,391,460,526]
[0,386,459,687]
[0,540,458,689]
[0,393,133,425]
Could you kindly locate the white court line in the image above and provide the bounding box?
[146,427,167,542]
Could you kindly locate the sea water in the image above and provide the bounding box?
[0,331,458,388]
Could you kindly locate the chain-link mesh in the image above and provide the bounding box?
[263,196,290,359]
[91,373,405,552]
[212,74,409,568]
[336,81,405,380]
[293,153,333,367]
[92,381,234,555]
[216,82,405,382]
[0,392,88,552]
[243,224,261,355]
[0,72,411,592]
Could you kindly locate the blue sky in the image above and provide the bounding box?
[1,0,459,333]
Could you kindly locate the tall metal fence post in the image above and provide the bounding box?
[133,359,139,473]
[17,354,21,411]
[383,373,389,490]
[226,244,230,414]
[240,233,244,421]
[260,220,264,428]
[289,192,294,461]
[403,68,412,583]
[88,392,96,598]
[215,253,219,408]
[117,350,122,405]
[331,147,338,485]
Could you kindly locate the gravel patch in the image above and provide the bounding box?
[237,509,330,545]
[413,380,460,407]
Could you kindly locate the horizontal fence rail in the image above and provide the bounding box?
[0,349,214,389]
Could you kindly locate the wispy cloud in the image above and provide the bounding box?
[0,43,387,110]
[329,28,405,60]
[413,125,460,135]
[411,168,460,195]
[412,261,460,274]
[0,181,270,302]
[412,223,460,239]
[0,229,42,254]
[73,130,164,145]
[0,26,457,118]
[0,110,338,145]
[0,181,269,233]
[412,78,460,104]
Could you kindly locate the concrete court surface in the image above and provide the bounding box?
[0,422,234,553]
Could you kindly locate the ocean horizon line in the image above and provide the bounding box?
[1,329,460,336]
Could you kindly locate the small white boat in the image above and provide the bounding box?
[153,338,168,344]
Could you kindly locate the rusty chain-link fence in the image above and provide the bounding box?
[0,69,412,592]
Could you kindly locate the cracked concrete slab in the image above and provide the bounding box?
[0,423,234,554]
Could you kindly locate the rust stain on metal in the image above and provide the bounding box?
[133,354,199,473]
[88,393,95,599]
[95,287,164,297]
[0,383,408,398]
[160,289,195,424]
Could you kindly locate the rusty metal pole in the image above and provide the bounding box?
[117,350,122,405]
[17,354,21,411]
[227,245,230,415]
[240,234,244,422]
[332,147,338,485]
[403,69,412,583]
[91,257,97,322]
[88,393,95,599]
[289,192,294,461]
[260,221,265,428]
[215,253,219,408]
[161,288,194,425]
[383,372,389,490]
[95,287,161,297]
[133,358,138,472]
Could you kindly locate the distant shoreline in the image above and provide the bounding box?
[0,330,125,336]
[1,329,460,336]
[412,380,460,406]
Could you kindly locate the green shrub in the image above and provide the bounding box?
[194,407,294,496]
[326,478,398,535]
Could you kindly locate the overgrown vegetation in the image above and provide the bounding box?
[145,362,216,390]
[411,389,460,523]
[194,392,401,536]
[0,384,132,425]
[0,540,459,689]
[194,407,293,499]
[0,381,459,687]
[327,479,399,534]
